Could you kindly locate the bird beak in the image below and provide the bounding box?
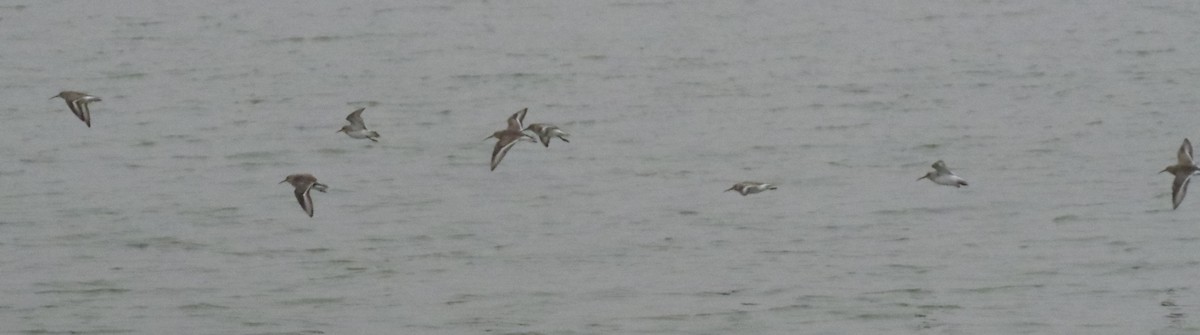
[336,128,344,133]
[916,175,928,181]
[279,180,287,184]
[1160,168,1169,174]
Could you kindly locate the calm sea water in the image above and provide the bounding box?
[2,1,1199,334]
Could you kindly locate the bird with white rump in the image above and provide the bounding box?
[917,160,968,188]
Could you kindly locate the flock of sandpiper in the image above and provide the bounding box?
[49,90,1198,217]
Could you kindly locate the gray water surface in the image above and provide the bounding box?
[1,1,1199,334]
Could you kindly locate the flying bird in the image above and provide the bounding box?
[280,174,328,217]
[917,160,968,188]
[337,108,380,142]
[51,91,101,127]
[1161,138,1199,210]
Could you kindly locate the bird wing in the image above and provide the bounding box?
[506,108,527,131]
[932,160,952,174]
[68,98,91,127]
[1173,172,1191,210]
[1179,138,1194,165]
[491,134,525,171]
[346,108,367,130]
[295,182,315,217]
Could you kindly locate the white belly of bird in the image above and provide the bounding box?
[344,130,372,139]
[931,174,966,186]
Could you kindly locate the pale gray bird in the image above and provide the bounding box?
[724,182,778,196]
[524,123,570,148]
[917,160,968,188]
[337,108,380,142]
